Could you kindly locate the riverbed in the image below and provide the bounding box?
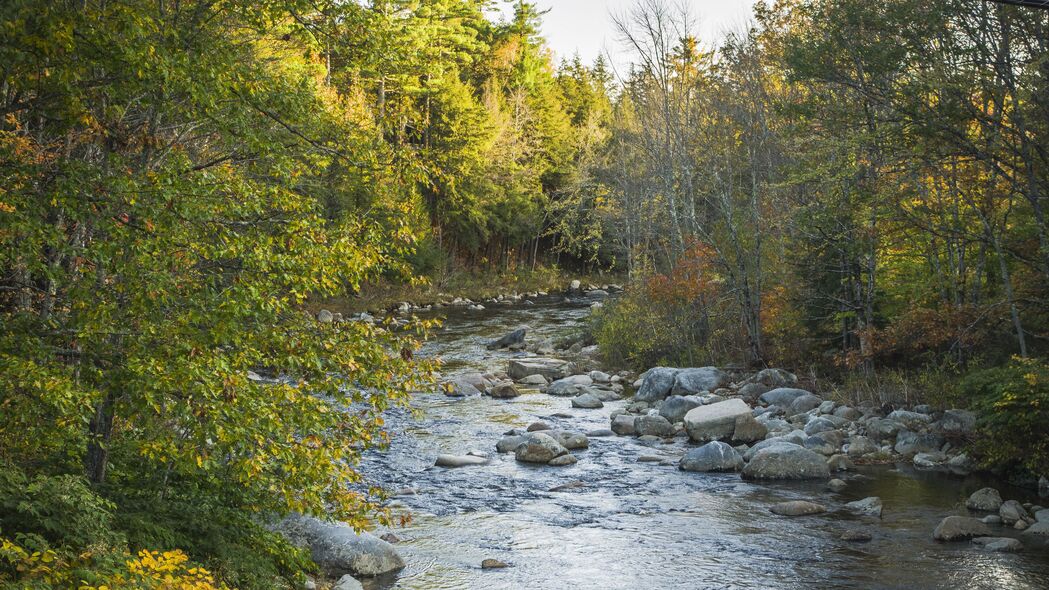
[359,296,1049,590]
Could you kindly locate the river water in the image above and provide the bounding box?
[358,296,1049,590]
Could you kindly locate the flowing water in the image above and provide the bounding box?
[357,296,1049,590]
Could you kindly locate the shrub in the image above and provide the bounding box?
[962,357,1049,476]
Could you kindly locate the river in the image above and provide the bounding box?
[358,295,1049,590]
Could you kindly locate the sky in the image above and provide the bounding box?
[489,0,759,69]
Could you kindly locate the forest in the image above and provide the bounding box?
[1,0,1048,588]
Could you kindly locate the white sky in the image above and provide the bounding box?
[488,0,759,68]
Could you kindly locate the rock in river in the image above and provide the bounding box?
[670,367,729,395]
[741,443,831,480]
[514,432,568,464]
[546,375,594,397]
[611,414,636,436]
[966,487,1003,512]
[487,327,526,350]
[333,575,363,590]
[845,496,883,518]
[276,514,405,576]
[659,395,703,423]
[435,454,488,467]
[682,398,752,442]
[771,501,826,516]
[489,381,520,399]
[634,415,674,438]
[933,516,991,542]
[507,358,572,381]
[679,441,743,473]
[572,393,604,409]
[972,537,1024,552]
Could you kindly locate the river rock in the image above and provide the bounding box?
[276,514,405,576]
[845,497,883,518]
[846,435,878,458]
[828,478,848,492]
[894,431,945,457]
[572,393,604,409]
[496,435,526,453]
[789,394,824,415]
[833,406,861,421]
[1023,521,1049,536]
[333,575,364,590]
[741,443,831,480]
[659,395,703,423]
[482,558,510,569]
[317,309,334,323]
[804,435,839,456]
[827,454,855,472]
[679,441,743,472]
[514,433,568,464]
[547,430,589,450]
[487,328,526,350]
[804,417,837,436]
[489,382,520,399]
[751,368,797,388]
[1036,509,1049,523]
[518,373,549,386]
[635,415,674,438]
[933,516,991,541]
[548,454,578,466]
[435,454,488,467]
[732,413,768,444]
[759,388,812,408]
[670,367,729,395]
[547,375,594,397]
[442,378,482,397]
[683,398,752,442]
[635,367,681,402]
[841,529,872,542]
[913,452,948,469]
[966,487,1003,512]
[937,409,976,435]
[526,421,551,432]
[737,382,770,404]
[770,501,826,516]
[867,418,904,441]
[611,414,636,436]
[973,537,1024,552]
[508,358,572,381]
[1000,500,1031,526]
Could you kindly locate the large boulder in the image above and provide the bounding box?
[495,434,527,453]
[750,368,797,388]
[937,409,976,435]
[547,375,594,397]
[683,398,752,442]
[933,516,991,542]
[966,488,1003,512]
[514,432,568,464]
[277,514,405,577]
[634,415,674,438]
[572,393,604,409]
[635,368,681,403]
[486,328,527,350]
[610,414,636,436]
[886,410,932,430]
[737,382,770,404]
[741,443,831,480]
[759,388,812,408]
[1000,500,1031,526]
[789,394,823,415]
[972,537,1024,553]
[679,441,743,472]
[670,367,729,396]
[1023,521,1049,537]
[546,430,589,450]
[732,413,768,444]
[507,358,572,381]
[659,395,703,423]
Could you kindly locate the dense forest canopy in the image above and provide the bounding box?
[1,0,1048,588]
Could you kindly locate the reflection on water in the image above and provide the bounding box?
[356,296,1049,590]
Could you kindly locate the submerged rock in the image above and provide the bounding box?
[435,454,488,468]
[507,358,572,381]
[770,501,826,516]
[482,558,510,569]
[972,537,1023,552]
[845,497,883,518]
[933,516,991,542]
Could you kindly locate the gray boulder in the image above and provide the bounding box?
[938,409,976,435]
[913,452,948,469]
[933,516,991,541]
[845,496,883,518]
[1023,521,1049,536]
[1000,500,1031,526]
[487,328,526,350]
[894,431,945,457]
[435,454,488,467]
[671,367,730,395]
[659,395,703,423]
[732,413,768,444]
[886,410,932,431]
[572,393,604,409]
[738,382,771,404]
[972,537,1023,552]
[833,406,861,421]
[333,575,364,590]
[827,454,855,472]
[683,398,752,442]
[442,378,482,397]
[507,358,572,381]
[751,368,797,388]
[741,443,831,480]
[635,415,674,438]
[547,375,594,397]
[611,414,636,436]
[770,501,826,516]
[966,487,1003,512]
[789,394,824,415]
[846,435,878,458]
[489,382,520,399]
[514,433,568,464]
[679,441,743,472]
[759,388,812,408]
[804,417,837,436]
[277,514,405,576]
[495,435,527,453]
[635,368,681,402]
[547,430,589,450]
[317,309,334,323]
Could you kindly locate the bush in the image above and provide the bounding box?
[962,357,1049,476]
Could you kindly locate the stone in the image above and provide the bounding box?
[611,414,636,436]
[489,382,520,399]
[518,373,549,386]
[442,378,482,397]
[572,393,604,409]
[759,388,812,408]
[982,515,1002,525]
[845,497,883,518]
[770,501,826,516]
[548,454,578,466]
[659,395,703,423]
[833,406,861,421]
[514,433,568,464]
[840,529,872,542]
[682,398,752,442]
[527,421,551,432]
[546,375,594,397]
[495,435,526,453]
[938,409,976,435]
[507,358,572,381]
[789,394,824,415]
[482,558,510,569]
[828,478,848,492]
[1022,521,1049,536]
[846,435,878,458]
[751,368,797,388]
[894,431,946,457]
[276,514,405,576]
[913,452,948,469]
[634,415,674,438]
[670,367,729,396]
[317,309,334,323]
[731,413,768,444]
[867,418,904,441]
[569,279,581,291]
[333,575,364,590]
[487,328,527,350]
[586,429,616,437]
[1000,500,1031,526]
[435,454,488,467]
[737,383,770,404]
[967,488,1003,512]
[379,533,401,544]
[933,516,992,542]
[635,367,681,403]
[886,410,933,430]
[679,441,743,472]
[804,435,839,456]
[1036,509,1049,523]
[827,454,855,472]
[547,430,589,450]
[804,417,837,435]
[972,537,1023,552]
[741,443,831,480]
